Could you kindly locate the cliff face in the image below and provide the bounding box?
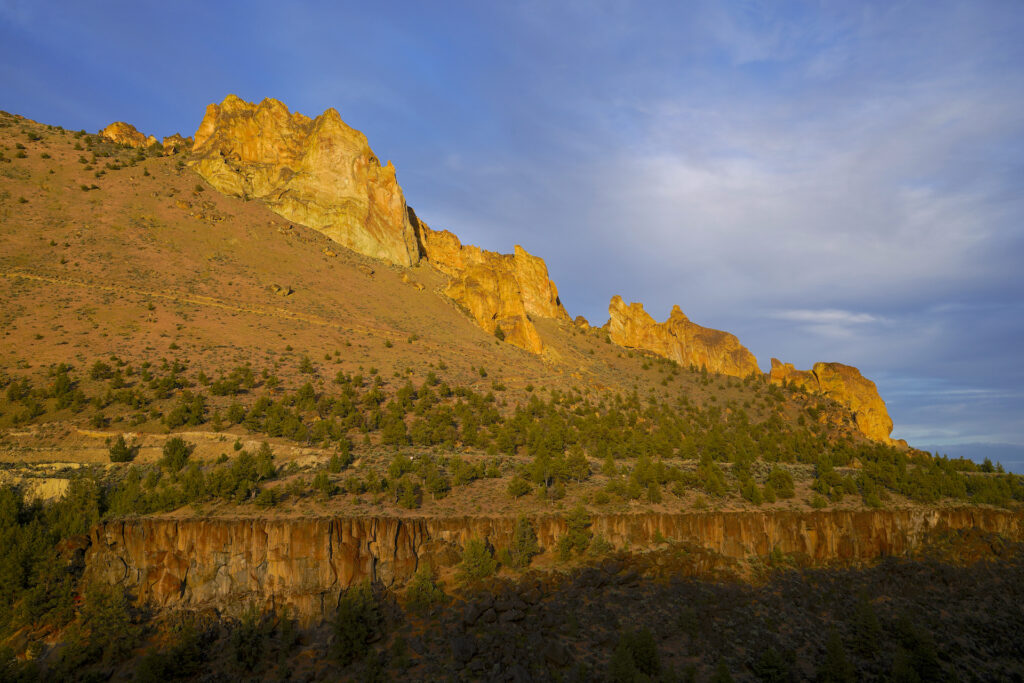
[188,96,570,353]
[190,95,421,267]
[606,296,760,378]
[770,359,896,444]
[85,508,1020,622]
[416,219,569,354]
[100,121,157,148]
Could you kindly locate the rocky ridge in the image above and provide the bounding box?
[84,507,1022,622]
[770,359,898,444]
[188,95,572,353]
[99,121,157,148]
[414,213,569,354]
[606,296,761,379]
[101,96,900,436]
[160,133,193,154]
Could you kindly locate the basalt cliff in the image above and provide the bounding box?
[83,508,1021,622]
[606,296,761,379]
[770,359,898,444]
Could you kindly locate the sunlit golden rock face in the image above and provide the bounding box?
[606,296,761,378]
[770,358,896,444]
[191,95,421,267]
[161,133,192,154]
[189,96,574,353]
[416,218,569,354]
[99,121,154,148]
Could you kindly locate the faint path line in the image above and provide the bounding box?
[3,270,583,386]
[1,269,402,338]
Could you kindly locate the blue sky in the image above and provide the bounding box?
[2,1,1023,463]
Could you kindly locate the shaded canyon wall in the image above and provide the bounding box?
[84,508,1023,621]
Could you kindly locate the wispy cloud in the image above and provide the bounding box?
[768,309,887,340]
[772,310,882,325]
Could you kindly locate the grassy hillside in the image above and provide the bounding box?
[3,109,1019,520]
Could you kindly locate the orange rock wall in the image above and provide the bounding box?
[770,358,896,443]
[161,133,193,154]
[190,95,421,267]
[606,296,761,378]
[188,96,571,353]
[85,508,1021,622]
[416,221,569,354]
[99,121,157,148]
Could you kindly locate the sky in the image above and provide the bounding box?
[2,1,1023,465]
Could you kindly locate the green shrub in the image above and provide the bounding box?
[159,437,194,472]
[313,472,335,498]
[557,504,592,560]
[457,538,496,583]
[740,478,763,504]
[331,582,381,666]
[254,442,276,480]
[507,476,532,498]
[590,535,614,556]
[328,448,352,473]
[404,564,446,615]
[424,469,450,499]
[55,581,141,672]
[133,618,208,681]
[254,487,280,508]
[608,628,660,681]
[107,434,138,463]
[817,628,855,683]
[506,517,540,569]
[163,391,207,429]
[395,475,421,509]
[230,605,274,671]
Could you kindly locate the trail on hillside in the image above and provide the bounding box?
[1,269,403,340]
[2,269,596,391]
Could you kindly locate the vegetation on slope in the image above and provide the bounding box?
[2,355,1021,517]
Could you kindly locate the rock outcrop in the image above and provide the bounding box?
[606,296,760,378]
[85,508,1022,622]
[415,216,569,354]
[770,359,896,443]
[186,96,574,353]
[99,121,156,148]
[161,133,193,154]
[190,95,420,267]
